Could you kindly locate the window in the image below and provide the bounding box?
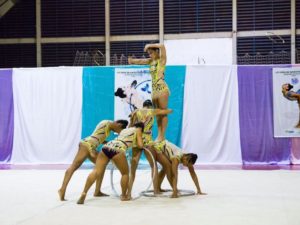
[164,0,232,34]
[237,0,290,31]
[110,0,159,35]
[0,44,36,68]
[110,40,157,65]
[0,0,36,38]
[41,0,105,37]
[237,36,291,64]
[42,42,105,66]
[296,0,300,29]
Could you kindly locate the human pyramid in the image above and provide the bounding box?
[58,43,206,204]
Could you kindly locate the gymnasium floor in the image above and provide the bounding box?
[0,166,300,225]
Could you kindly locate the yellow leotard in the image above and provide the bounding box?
[132,108,155,146]
[149,59,170,99]
[104,127,137,152]
[80,120,112,153]
[131,108,166,152]
[164,141,184,162]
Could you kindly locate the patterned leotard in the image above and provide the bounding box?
[149,59,170,99]
[131,108,154,146]
[80,120,112,153]
[164,141,184,162]
[104,127,138,153]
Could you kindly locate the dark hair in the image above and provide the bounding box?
[143,99,153,108]
[133,122,144,132]
[148,47,159,51]
[116,120,129,129]
[185,153,198,165]
[115,88,126,98]
[147,42,159,53]
[287,84,294,91]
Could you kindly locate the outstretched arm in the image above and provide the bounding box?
[128,57,151,65]
[188,165,206,195]
[144,43,166,65]
[288,91,300,99]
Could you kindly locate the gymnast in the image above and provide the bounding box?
[158,141,206,198]
[282,83,300,128]
[58,119,128,201]
[128,43,170,151]
[127,99,173,197]
[77,122,144,204]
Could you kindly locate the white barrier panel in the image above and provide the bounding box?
[11,67,83,164]
[181,65,242,164]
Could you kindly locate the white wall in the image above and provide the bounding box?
[165,38,233,65]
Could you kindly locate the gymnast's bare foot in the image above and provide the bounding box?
[120,195,131,201]
[77,193,86,204]
[94,191,109,197]
[170,192,178,198]
[58,189,66,201]
[153,189,162,196]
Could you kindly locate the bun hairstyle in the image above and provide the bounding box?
[147,42,159,53]
[287,83,294,91]
[133,122,144,132]
[185,153,198,165]
[116,120,129,129]
[148,47,159,53]
[143,99,153,108]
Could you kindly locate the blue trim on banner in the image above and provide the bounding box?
[82,65,186,153]
[164,65,186,146]
[82,67,115,143]
[114,65,186,146]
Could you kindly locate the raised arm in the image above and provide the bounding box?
[128,56,151,65]
[144,43,166,65]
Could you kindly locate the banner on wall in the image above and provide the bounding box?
[182,65,242,164]
[114,68,152,120]
[11,67,83,163]
[273,67,300,137]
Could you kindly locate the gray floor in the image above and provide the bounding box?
[0,169,300,225]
